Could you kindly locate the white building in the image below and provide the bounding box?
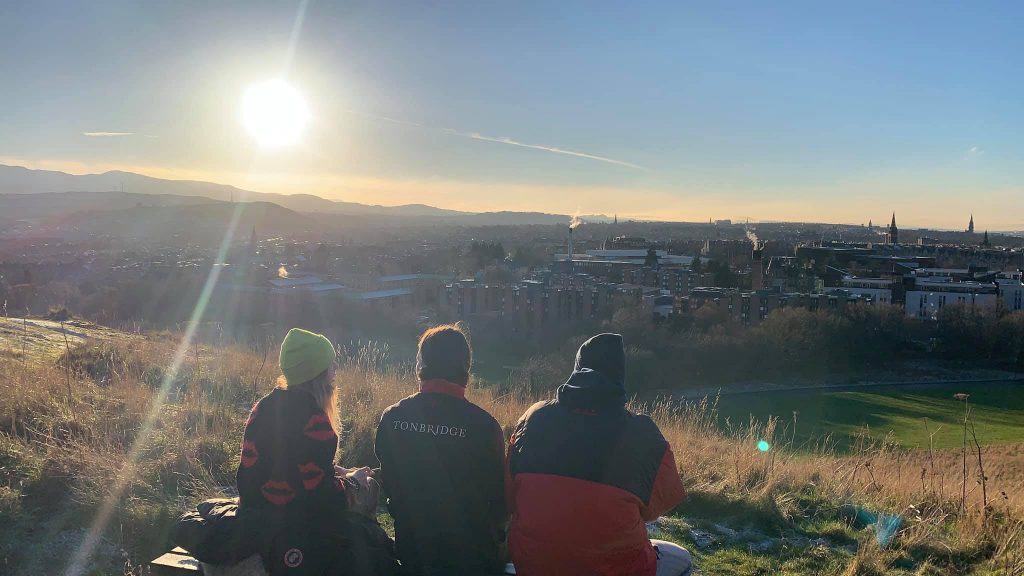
[997,271,1024,312]
[840,276,894,305]
[268,274,345,294]
[905,277,998,319]
[555,249,695,266]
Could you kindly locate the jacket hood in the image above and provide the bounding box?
[573,333,626,389]
[556,368,627,410]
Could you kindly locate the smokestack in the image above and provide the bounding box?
[568,226,574,273]
[752,241,764,290]
[567,213,584,274]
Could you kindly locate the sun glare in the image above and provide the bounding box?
[241,78,310,148]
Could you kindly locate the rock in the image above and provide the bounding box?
[746,539,775,554]
[689,528,717,550]
[712,523,738,539]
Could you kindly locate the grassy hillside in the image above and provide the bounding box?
[0,324,1021,575]
[714,382,1024,450]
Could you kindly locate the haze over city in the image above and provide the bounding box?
[2,1,1022,228]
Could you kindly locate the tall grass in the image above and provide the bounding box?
[0,336,1021,574]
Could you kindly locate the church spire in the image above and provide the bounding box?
[968,214,975,233]
[888,213,899,245]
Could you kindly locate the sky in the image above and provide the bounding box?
[1,1,1022,229]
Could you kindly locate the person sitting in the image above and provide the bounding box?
[506,333,692,576]
[375,324,507,575]
[234,328,394,575]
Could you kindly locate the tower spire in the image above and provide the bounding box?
[968,214,975,233]
[888,213,899,245]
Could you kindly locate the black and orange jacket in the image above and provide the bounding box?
[507,369,686,576]
[375,380,507,576]
[236,387,349,529]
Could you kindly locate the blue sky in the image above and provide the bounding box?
[1,1,1021,227]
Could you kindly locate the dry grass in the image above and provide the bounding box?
[0,334,1022,575]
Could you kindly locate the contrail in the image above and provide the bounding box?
[81,132,133,137]
[443,129,646,170]
[347,110,646,170]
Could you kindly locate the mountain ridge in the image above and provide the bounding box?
[0,164,469,217]
[0,164,611,224]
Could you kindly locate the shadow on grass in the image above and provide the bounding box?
[680,490,793,534]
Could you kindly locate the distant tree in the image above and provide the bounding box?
[313,243,329,273]
[644,247,659,268]
[693,302,729,331]
[935,304,1000,361]
[705,260,738,288]
[691,257,703,275]
[0,275,9,306]
[481,265,515,285]
[609,306,657,345]
[467,241,506,270]
[46,306,71,322]
[511,246,545,269]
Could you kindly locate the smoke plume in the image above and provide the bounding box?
[746,229,759,246]
[569,213,585,231]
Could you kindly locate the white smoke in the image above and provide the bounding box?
[746,229,759,247]
[278,266,289,279]
[569,213,585,230]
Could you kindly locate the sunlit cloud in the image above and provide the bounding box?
[81,131,134,137]
[967,146,984,156]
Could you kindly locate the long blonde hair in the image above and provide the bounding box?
[276,368,339,432]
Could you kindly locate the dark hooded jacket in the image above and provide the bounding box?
[506,334,685,576]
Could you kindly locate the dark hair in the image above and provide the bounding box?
[416,323,472,386]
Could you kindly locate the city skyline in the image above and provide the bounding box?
[2,1,1022,228]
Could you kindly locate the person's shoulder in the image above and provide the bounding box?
[259,386,284,402]
[625,411,668,444]
[520,399,557,422]
[379,391,420,420]
[463,397,501,424]
[253,387,285,410]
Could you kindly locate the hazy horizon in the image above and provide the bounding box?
[2,1,1021,229]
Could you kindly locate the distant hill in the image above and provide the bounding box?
[448,211,579,226]
[47,201,316,243]
[0,164,465,217]
[0,164,608,228]
[0,191,219,221]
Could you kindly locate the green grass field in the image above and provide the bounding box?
[713,381,1024,450]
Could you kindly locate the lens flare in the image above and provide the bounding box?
[757,440,771,452]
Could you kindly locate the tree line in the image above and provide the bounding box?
[513,303,1024,393]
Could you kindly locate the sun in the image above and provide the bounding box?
[241,78,310,148]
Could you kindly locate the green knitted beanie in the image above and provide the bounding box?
[279,328,336,385]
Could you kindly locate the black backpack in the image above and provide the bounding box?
[175,498,398,576]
